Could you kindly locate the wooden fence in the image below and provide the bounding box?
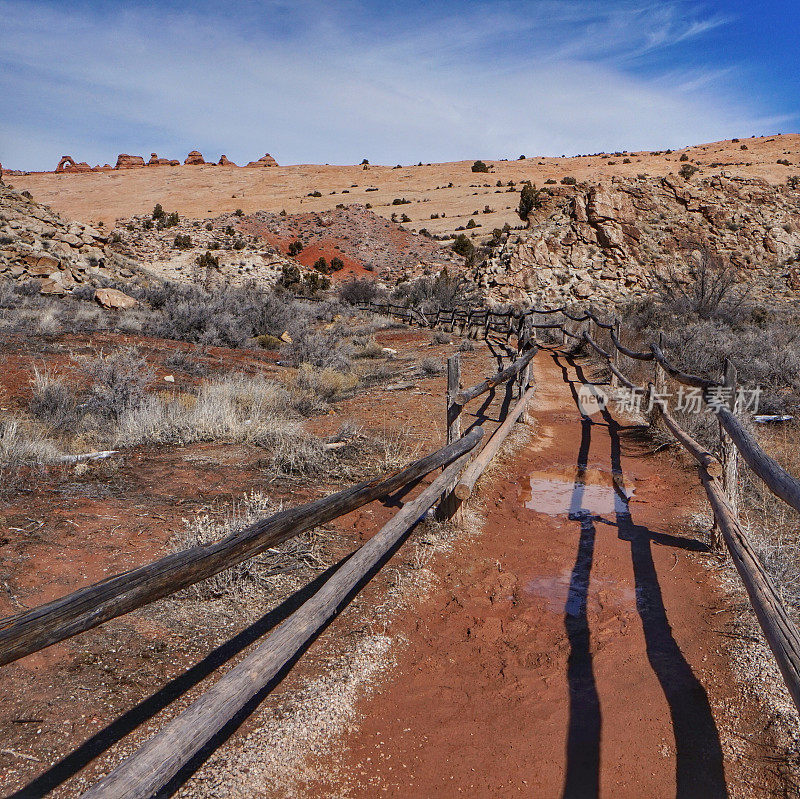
[361,298,800,716]
[0,318,536,798]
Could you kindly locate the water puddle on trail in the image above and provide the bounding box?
[523,466,634,517]
[524,570,636,613]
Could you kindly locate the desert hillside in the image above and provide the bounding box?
[7,135,800,238]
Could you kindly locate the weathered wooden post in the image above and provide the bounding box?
[649,332,667,426]
[720,357,739,516]
[483,310,491,341]
[610,318,621,391]
[438,353,464,521]
[517,323,532,400]
[446,353,462,445]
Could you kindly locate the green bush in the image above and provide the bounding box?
[471,160,490,173]
[452,233,475,262]
[518,181,543,221]
[174,233,192,250]
[679,164,699,180]
[152,203,165,221]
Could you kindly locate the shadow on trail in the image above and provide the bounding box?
[561,412,602,799]
[554,352,728,798]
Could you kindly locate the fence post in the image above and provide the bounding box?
[517,323,532,399]
[649,332,667,426]
[446,353,462,445]
[483,311,491,341]
[610,319,621,391]
[720,357,739,517]
[438,353,464,521]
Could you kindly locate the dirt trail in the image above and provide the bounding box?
[302,350,761,798]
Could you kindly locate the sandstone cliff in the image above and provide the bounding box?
[477,174,800,307]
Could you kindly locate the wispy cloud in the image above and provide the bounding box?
[0,0,789,170]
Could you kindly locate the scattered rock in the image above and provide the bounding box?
[476,174,800,307]
[94,287,138,309]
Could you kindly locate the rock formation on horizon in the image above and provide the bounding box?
[245,153,279,168]
[184,150,206,165]
[55,155,92,173]
[115,154,146,169]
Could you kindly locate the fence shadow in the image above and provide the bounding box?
[562,413,602,798]
[558,353,728,798]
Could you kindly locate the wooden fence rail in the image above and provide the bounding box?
[80,433,484,799]
[357,297,800,715]
[0,431,481,667]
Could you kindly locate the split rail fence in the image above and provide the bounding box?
[0,315,537,798]
[361,298,800,716]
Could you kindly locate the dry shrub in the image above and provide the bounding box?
[280,327,351,371]
[29,367,80,434]
[171,492,328,602]
[352,338,385,359]
[0,417,60,466]
[79,348,153,420]
[292,363,358,407]
[420,357,444,375]
[115,373,325,472]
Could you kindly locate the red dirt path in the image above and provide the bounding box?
[301,350,761,798]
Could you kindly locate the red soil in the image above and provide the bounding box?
[302,350,770,798]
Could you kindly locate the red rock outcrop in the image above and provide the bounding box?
[245,153,279,168]
[218,155,237,166]
[184,150,206,165]
[115,154,146,169]
[55,156,92,173]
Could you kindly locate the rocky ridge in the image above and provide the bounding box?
[108,204,464,287]
[0,180,148,294]
[477,174,800,306]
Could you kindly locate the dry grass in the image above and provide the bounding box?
[292,363,358,401]
[170,492,329,605]
[0,416,60,465]
[115,373,327,473]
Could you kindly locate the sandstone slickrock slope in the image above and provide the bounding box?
[477,174,800,306]
[0,181,148,294]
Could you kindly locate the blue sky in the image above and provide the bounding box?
[1,0,797,170]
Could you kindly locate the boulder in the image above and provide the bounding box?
[94,287,138,310]
[115,154,146,169]
[184,150,206,165]
[39,278,67,295]
[245,153,279,168]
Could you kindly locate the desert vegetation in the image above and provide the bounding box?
[593,249,800,623]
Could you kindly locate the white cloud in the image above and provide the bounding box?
[0,0,789,170]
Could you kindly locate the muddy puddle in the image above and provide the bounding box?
[524,570,636,613]
[523,465,634,518]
